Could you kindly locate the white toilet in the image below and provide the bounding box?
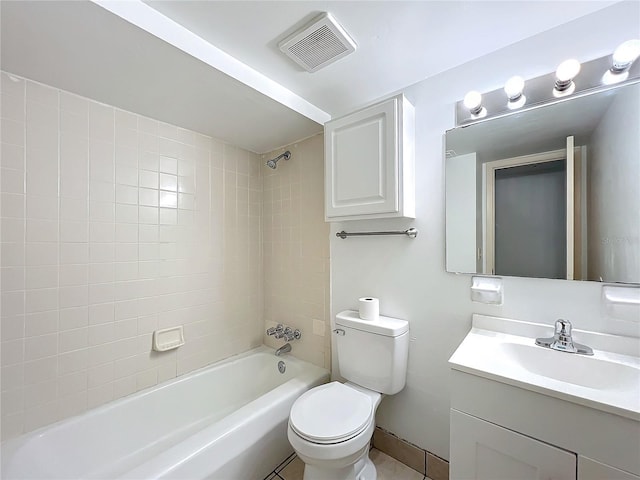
[287,310,409,480]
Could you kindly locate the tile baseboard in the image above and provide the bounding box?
[372,426,449,480]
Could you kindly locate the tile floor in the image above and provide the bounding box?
[264,448,433,480]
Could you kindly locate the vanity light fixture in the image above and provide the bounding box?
[603,39,640,85]
[554,59,581,96]
[455,49,639,126]
[463,90,486,118]
[504,76,526,109]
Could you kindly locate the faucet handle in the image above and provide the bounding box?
[266,323,284,336]
[555,319,572,337]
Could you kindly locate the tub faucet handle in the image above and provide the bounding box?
[284,329,302,342]
[266,324,284,336]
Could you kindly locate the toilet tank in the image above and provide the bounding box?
[335,310,409,395]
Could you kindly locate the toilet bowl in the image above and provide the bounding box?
[287,310,409,480]
[287,382,381,480]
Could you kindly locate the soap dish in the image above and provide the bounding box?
[152,326,185,352]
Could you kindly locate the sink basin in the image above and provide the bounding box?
[498,342,640,391]
[449,315,640,420]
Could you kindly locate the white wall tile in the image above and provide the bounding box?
[90,222,115,243]
[26,219,57,243]
[59,327,88,353]
[59,221,88,243]
[115,223,137,243]
[88,103,114,142]
[0,143,25,172]
[159,173,177,192]
[115,185,138,205]
[1,315,25,341]
[115,165,137,187]
[90,181,114,203]
[25,288,58,314]
[24,333,57,361]
[115,204,137,224]
[159,156,177,174]
[2,267,25,292]
[24,357,57,385]
[59,307,88,331]
[60,243,89,265]
[58,349,88,375]
[88,302,114,325]
[1,74,264,441]
[1,168,25,194]
[60,197,88,221]
[1,339,24,366]
[2,243,25,268]
[26,81,57,107]
[59,265,88,287]
[25,310,58,337]
[60,91,88,116]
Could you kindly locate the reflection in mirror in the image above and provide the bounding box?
[445,82,639,284]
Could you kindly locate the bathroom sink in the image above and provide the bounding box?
[449,315,640,420]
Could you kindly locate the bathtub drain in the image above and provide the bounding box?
[278,361,286,374]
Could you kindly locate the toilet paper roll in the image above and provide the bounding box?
[359,297,379,321]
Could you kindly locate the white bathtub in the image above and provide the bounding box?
[1,346,329,480]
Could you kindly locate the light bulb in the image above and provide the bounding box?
[556,59,581,82]
[504,76,525,101]
[612,39,640,72]
[555,59,581,93]
[463,90,483,114]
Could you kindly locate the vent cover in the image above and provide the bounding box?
[279,12,356,73]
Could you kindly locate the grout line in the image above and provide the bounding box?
[274,452,296,473]
[424,449,427,477]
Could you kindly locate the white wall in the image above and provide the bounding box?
[330,2,640,461]
[0,73,264,440]
[588,84,640,283]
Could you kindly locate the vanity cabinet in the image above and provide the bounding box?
[449,314,640,480]
[579,457,640,480]
[451,410,577,480]
[324,94,415,221]
[449,370,640,480]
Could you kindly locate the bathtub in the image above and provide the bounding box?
[1,346,329,479]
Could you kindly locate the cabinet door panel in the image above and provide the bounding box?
[451,409,576,480]
[325,97,398,218]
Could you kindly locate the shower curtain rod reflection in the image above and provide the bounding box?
[266,151,291,169]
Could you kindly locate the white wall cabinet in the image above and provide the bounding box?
[451,410,577,480]
[324,94,415,221]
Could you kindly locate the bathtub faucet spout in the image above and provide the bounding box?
[275,343,292,356]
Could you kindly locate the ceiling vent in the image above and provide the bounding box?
[279,12,357,73]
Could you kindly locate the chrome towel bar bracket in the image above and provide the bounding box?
[336,228,418,239]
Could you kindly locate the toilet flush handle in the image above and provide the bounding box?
[333,328,345,336]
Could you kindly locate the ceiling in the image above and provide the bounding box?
[0,1,618,153]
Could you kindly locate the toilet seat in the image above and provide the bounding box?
[289,382,374,444]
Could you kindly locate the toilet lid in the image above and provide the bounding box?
[289,382,373,444]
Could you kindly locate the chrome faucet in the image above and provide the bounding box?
[535,319,593,355]
[275,343,292,356]
[266,324,301,341]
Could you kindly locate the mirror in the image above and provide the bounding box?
[445,82,639,284]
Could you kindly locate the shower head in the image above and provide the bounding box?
[266,151,291,169]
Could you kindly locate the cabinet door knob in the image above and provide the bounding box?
[333,328,345,336]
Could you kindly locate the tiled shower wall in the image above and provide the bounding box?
[262,135,331,369]
[0,72,263,440]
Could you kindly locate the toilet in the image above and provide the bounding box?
[287,310,409,480]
